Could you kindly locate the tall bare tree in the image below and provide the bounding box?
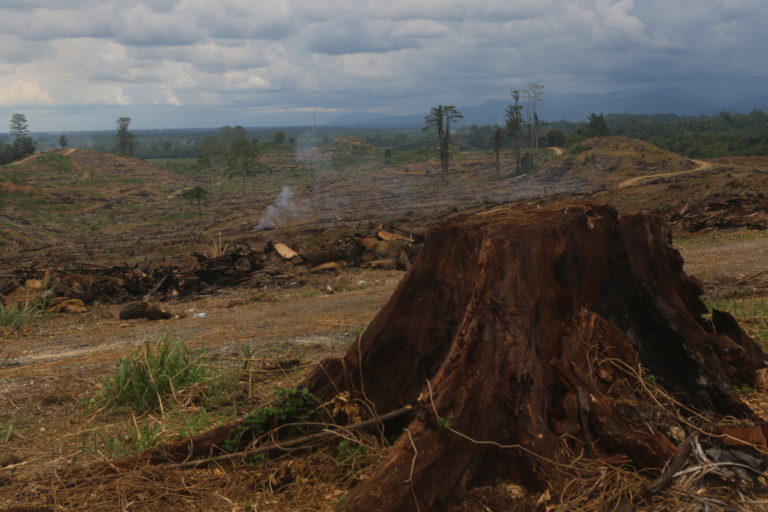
[524,83,544,168]
[491,125,504,177]
[505,90,525,174]
[424,105,463,181]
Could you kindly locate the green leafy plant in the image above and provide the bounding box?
[436,413,454,429]
[224,387,318,452]
[90,330,209,413]
[336,440,369,476]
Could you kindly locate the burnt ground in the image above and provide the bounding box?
[2,137,768,510]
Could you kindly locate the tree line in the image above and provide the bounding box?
[460,109,768,160]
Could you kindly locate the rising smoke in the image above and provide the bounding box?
[256,186,297,230]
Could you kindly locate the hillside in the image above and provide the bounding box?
[2,137,768,511]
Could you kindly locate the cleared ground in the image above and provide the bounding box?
[2,137,768,510]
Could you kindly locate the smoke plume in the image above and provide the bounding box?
[256,186,297,230]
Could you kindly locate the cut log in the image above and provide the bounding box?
[377,229,414,242]
[308,261,345,272]
[360,258,398,270]
[119,302,172,321]
[47,298,86,314]
[301,203,767,512]
[273,242,299,260]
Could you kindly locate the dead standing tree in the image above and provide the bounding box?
[303,203,767,511]
[524,82,544,169]
[423,105,463,182]
[506,89,525,174]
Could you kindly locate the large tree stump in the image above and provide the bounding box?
[302,203,767,511]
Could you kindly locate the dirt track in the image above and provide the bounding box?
[617,159,714,188]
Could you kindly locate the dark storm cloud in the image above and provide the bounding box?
[0,0,765,128]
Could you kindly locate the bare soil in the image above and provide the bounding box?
[2,137,768,510]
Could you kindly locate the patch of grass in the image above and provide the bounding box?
[298,289,320,299]
[706,296,768,345]
[90,330,210,413]
[38,153,73,173]
[0,299,47,329]
[81,418,163,459]
[388,147,432,164]
[147,158,200,175]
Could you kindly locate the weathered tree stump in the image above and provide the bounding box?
[302,203,767,511]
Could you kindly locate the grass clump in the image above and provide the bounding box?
[0,299,47,329]
[91,330,208,413]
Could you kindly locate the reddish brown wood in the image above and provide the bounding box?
[302,203,767,512]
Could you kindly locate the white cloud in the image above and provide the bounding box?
[0,81,54,105]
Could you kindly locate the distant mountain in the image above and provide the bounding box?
[324,88,768,128]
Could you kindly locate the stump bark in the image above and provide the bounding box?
[302,203,767,511]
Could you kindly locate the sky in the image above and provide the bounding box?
[0,0,766,131]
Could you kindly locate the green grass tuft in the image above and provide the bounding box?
[91,330,209,413]
[706,296,768,345]
[0,299,47,329]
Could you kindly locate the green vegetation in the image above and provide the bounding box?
[146,157,199,175]
[181,185,209,217]
[0,298,47,330]
[0,113,36,164]
[544,110,768,158]
[81,419,162,459]
[423,105,463,180]
[90,330,210,413]
[336,440,369,476]
[37,153,73,172]
[115,116,137,156]
[223,387,318,452]
[733,384,757,395]
[0,424,15,443]
[707,296,768,345]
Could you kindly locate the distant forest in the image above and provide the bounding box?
[3,109,766,161]
[462,110,768,159]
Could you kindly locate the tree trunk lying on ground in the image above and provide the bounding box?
[301,203,768,512]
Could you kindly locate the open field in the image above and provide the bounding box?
[2,136,768,510]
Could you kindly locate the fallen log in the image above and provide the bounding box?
[377,229,414,242]
[301,203,767,512]
[273,242,299,260]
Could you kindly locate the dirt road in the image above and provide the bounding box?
[617,159,714,189]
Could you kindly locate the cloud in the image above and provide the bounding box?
[0,0,764,128]
[0,81,55,105]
